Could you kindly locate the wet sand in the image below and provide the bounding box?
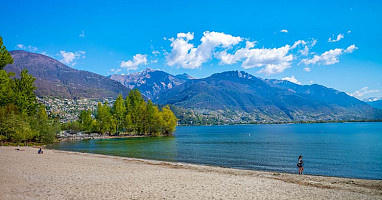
[0,146,381,199]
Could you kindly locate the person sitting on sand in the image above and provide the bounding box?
[297,155,304,175]
[15,146,25,151]
[38,148,43,154]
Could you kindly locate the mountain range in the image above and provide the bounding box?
[5,51,382,123]
[109,68,194,99]
[5,50,130,99]
[365,99,382,110]
[155,71,382,122]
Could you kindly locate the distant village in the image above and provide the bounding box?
[37,97,115,123]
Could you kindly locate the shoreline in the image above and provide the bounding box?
[177,120,382,126]
[1,146,381,199]
[48,147,381,181]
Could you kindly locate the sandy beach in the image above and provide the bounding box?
[0,146,381,200]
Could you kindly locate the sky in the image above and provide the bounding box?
[1,0,382,100]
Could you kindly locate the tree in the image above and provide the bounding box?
[2,111,36,146]
[0,36,13,70]
[136,101,147,135]
[125,89,145,134]
[95,102,114,134]
[13,69,37,115]
[160,105,178,135]
[0,70,15,107]
[79,110,93,132]
[149,105,162,136]
[73,89,178,136]
[112,94,126,134]
[145,100,162,135]
[37,105,48,120]
[0,37,58,144]
[29,105,59,144]
[0,104,20,140]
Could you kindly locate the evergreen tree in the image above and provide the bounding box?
[13,69,38,115]
[0,37,13,70]
[0,37,58,144]
[0,70,15,107]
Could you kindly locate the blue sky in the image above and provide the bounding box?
[1,0,382,100]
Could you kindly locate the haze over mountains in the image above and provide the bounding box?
[5,51,382,123]
[5,50,130,99]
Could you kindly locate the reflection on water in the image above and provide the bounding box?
[49,122,382,180]
[51,136,178,162]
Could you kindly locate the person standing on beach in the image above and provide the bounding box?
[297,155,304,174]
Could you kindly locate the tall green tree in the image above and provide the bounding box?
[145,100,162,135]
[0,70,15,107]
[0,36,13,70]
[95,102,115,134]
[74,89,178,136]
[79,110,93,132]
[0,105,36,146]
[13,69,38,115]
[112,94,126,134]
[0,36,58,144]
[125,89,145,134]
[29,105,58,144]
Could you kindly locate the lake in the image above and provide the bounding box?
[49,122,382,180]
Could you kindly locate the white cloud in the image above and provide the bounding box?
[299,46,309,56]
[347,30,351,34]
[300,44,357,65]
[301,48,343,65]
[217,40,293,75]
[166,31,242,69]
[280,29,288,33]
[282,76,300,84]
[350,87,381,99]
[365,97,381,102]
[292,39,316,56]
[79,30,85,38]
[110,68,122,74]
[344,44,358,53]
[16,44,38,51]
[165,31,326,74]
[303,67,311,72]
[16,44,25,49]
[152,50,160,55]
[328,34,344,43]
[258,62,291,75]
[59,51,86,66]
[120,54,148,70]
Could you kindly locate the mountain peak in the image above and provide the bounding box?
[142,67,155,73]
[175,73,195,80]
[211,70,257,80]
[6,51,130,98]
[110,68,189,99]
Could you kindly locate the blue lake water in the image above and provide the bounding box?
[49,122,382,180]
